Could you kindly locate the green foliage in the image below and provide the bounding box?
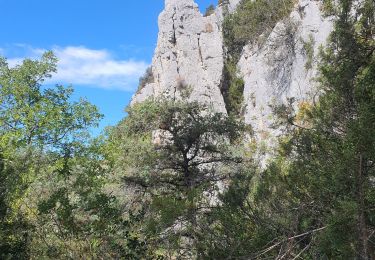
[0,53,148,259]
[220,61,245,116]
[195,169,271,259]
[109,99,246,257]
[275,0,375,257]
[0,153,31,260]
[1,1,374,259]
[30,140,148,259]
[322,0,336,16]
[302,34,315,70]
[223,0,294,62]
[0,52,101,149]
[217,0,227,6]
[137,66,154,93]
[195,0,375,258]
[204,4,215,17]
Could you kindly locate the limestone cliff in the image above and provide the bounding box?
[131,0,333,140]
[239,0,333,140]
[131,0,234,114]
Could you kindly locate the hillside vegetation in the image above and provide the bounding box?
[1,0,374,259]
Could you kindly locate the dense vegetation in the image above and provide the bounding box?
[220,0,295,117]
[0,0,374,259]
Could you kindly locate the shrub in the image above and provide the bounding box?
[204,4,215,17]
[220,61,245,116]
[302,34,315,70]
[223,0,295,62]
[137,67,154,93]
[322,0,336,16]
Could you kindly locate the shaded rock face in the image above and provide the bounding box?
[132,0,228,113]
[238,0,333,139]
[132,0,333,140]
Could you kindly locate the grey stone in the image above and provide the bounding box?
[238,0,333,144]
[131,0,228,114]
[131,0,333,151]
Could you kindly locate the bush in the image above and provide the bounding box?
[302,34,315,70]
[223,0,295,62]
[204,4,215,17]
[137,66,154,93]
[220,61,245,116]
[322,0,336,16]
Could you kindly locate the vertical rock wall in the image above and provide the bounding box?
[132,0,228,114]
[131,0,334,144]
[238,0,333,140]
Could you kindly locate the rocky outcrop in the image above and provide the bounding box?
[238,0,333,140]
[132,0,229,113]
[132,0,333,146]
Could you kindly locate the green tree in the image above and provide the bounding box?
[256,0,375,257]
[0,52,100,149]
[29,138,148,259]
[0,52,102,259]
[109,99,245,258]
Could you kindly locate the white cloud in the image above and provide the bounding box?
[3,45,148,91]
[51,46,148,91]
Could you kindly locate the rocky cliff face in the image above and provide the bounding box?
[132,0,234,114]
[239,0,333,140]
[132,0,333,139]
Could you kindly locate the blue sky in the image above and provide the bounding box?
[0,0,216,133]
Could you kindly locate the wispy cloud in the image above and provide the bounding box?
[2,45,148,91]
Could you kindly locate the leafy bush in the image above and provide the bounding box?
[322,0,336,16]
[223,0,295,62]
[204,4,215,17]
[220,61,245,116]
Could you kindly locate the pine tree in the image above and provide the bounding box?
[110,99,245,257]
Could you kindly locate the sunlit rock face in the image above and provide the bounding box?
[132,0,228,113]
[238,0,333,141]
[132,0,333,146]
